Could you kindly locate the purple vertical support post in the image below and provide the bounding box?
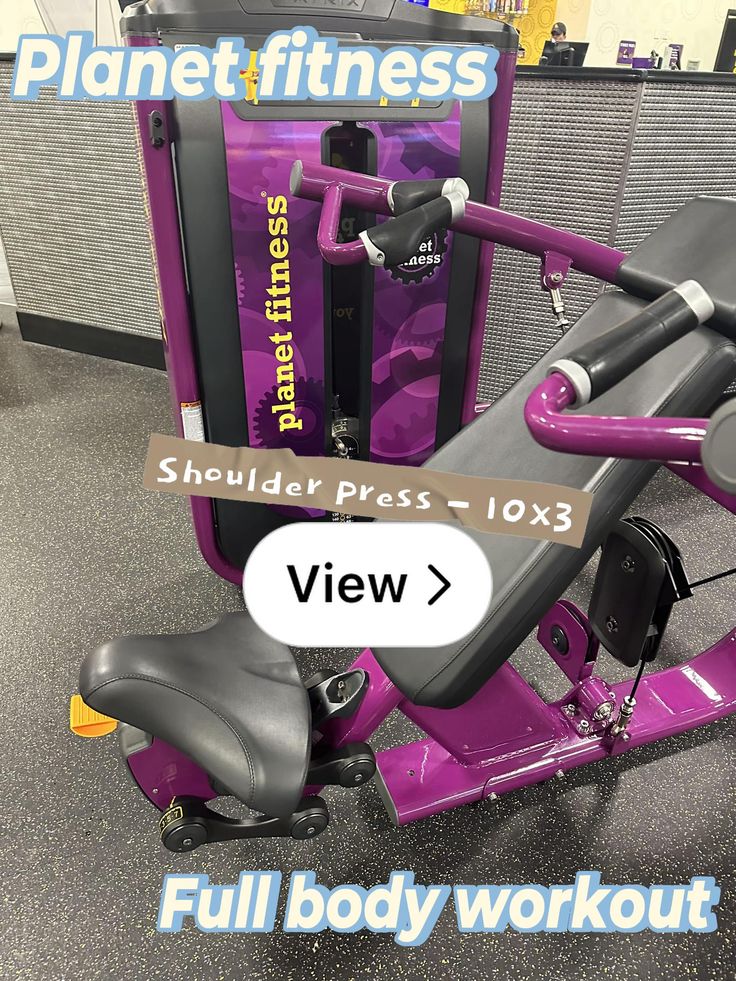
[127,36,242,585]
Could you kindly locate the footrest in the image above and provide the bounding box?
[69,693,118,738]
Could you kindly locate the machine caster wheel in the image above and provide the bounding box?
[337,755,376,788]
[290,799,330,840]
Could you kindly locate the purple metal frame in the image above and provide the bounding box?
[300,161,627,285]
[129,42,516,582]
[122,55,736,826]
[128,305,736,829]
[525,373,709,464]
[129,36,242,585]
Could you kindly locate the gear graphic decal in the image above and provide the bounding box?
[372,401,438,459]
[234,260,246,306]
[390,307,446,355]
[370,345,440,463]
[388,229,448,285]
[253,377,325,456]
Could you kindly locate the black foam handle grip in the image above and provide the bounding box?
[362,195,457,267]
[561,284,713,403]
[390,179,456,215]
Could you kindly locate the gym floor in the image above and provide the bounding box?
[1,319,734,981]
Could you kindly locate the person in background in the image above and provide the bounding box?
[539,22,572,66]
[550,22,567,44]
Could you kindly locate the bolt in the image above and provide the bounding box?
[488,793,498,801]
[605,616,619,634]
[307,826,316,836]
[407,769,415,777]
[621,555,636,573]
[621,732,631,742]
[551,625,569,654]
[377,253,385,262]
[555,769,565,780]
[152,788,159,795]
[550,272,563,284]
[578,720,591,733]
[593,701,613,721]
[563,704,576,717]
[354,774,364,783]
[182,838,193,848]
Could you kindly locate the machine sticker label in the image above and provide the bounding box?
[156,871,720,944]
[180,402,205,443]
[389,231,448,285]
[143,432,593,547]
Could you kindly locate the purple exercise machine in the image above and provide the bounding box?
[77,151,736,849]
[123,0,518,580]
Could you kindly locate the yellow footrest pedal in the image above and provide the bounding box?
[69,694,118,738]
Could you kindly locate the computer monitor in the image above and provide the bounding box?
[568,42,589,67]
[539,41,589,67]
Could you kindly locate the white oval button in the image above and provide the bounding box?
[243,522,492,648]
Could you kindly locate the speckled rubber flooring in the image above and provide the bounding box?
[1,321,734,981]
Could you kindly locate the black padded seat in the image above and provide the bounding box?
[79,613,310,817]
[616,197,736,339]
[373,291,736,708]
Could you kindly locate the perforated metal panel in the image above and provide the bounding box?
[1,61,734,396]
[615,82,736,253]
[477,76,641,402]
[477,74,736,404]
[0,61,161,338]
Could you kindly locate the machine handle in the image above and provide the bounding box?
[388,178,469,216]
[548,281,715,406]
[359,191,466,268]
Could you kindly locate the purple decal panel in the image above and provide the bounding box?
[367,106,462,466]
[221,105,327,460]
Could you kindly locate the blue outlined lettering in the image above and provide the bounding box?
[156,870,718,943]
[11,28,498,103]
[11,32,248,101]
[454,872,720,934]
[255,27,498,102]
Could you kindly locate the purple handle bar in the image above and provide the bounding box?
[293,160,713,468]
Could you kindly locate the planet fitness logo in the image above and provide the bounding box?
[390,230,448,284]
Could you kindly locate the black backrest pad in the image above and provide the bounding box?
[617,197,736,339]
[373,292,736,708]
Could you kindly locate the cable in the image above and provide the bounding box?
[688,566,736,590]
[629,656,648,701]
